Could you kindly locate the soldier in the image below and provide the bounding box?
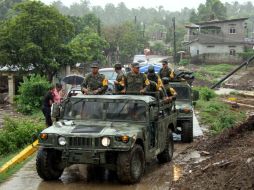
[125,62,150,94]
[147,65,163,90]
[114,63,126,94]
[162,77,177,102]
[81,62,108,95]
[159,60,174,80]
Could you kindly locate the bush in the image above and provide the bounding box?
[179,59,189,66]
[16,75,51,114]
[0,117,44,155]
[194,87,216,101]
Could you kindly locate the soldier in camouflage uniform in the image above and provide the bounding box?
[81,62,108,95]
[159,60,174,80]
[147,65,163,90]
[114,63,126,94]
[162,77,177,102]
[125,62,150,94]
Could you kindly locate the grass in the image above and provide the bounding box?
[195,98,246,134]
[0,152,34,183]
[194,64,235,85]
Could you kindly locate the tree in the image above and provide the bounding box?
[0,0,23,20]
[0,1,74,81]
[191,0,227,22]
[68,27,109,64]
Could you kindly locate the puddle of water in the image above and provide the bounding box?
[173,165,183,182]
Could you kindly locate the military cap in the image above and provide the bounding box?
[114,63,122,69]
[162,77,170,84]
[131,62,140,68]
[90,62,99,68]
[148,65,155,73]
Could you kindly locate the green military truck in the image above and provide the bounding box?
[169,80,199,143]
[36,94,177,184]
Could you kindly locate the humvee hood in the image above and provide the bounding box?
[42,120,144,136]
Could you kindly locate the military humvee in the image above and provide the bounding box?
[169,80,199,142]
[36,94,177,184]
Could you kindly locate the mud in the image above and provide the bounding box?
[172,116,254,190]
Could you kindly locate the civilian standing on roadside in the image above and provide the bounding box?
[42,85,54,128]
[52,83,62,103]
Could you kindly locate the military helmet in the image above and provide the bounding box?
[148,65,155,73]
[131,62,140,68]
[91,61,100,68]
[162,77,170,85]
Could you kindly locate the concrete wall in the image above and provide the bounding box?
[190,42,244,56]
[190,53,243,64]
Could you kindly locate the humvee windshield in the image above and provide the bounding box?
[63,99,147,122]
[172,86,190,100]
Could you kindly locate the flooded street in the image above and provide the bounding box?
[0,143,192,190]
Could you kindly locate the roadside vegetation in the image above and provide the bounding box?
[193,64,235,86]
[194,87,246,134]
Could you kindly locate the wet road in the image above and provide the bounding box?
[0,143,191,190]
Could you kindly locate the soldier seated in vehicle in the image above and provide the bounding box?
[124,62,150,94]
[81,62,108,95]
[159,60,175,81]
[162,77,177,103]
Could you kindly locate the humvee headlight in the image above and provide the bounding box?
[121,135,129,143]
[101,137,110,147]
[58,136,67,146]
[40,133,48,140]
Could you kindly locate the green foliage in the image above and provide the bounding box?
[16,75,51,114]
[0,117,44,155]
[179,59,189,66]
[69,27,109,63]
[0,1,74,81]
[238,49,254,60]
[0,0,23,20]
[196,99,246,134]
[195,87,216,101]
[192,0,227,22]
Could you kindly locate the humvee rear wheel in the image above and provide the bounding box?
[181,122,193,143]
[157,129,173,163]
[36,148,64,180]
[117,144,145,184]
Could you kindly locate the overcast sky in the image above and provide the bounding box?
[41,0,254,11]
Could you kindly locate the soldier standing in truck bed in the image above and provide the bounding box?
[81,62,108,95]
[159,60,174,80]
[162,77,177,102]
[125,62,150,94]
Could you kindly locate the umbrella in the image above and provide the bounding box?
[62,74,84,85]
[140,64,161,74]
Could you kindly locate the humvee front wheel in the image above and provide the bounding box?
[181,122,193,143]
[36,148,64,180]
[157,129,173,163]
[117,144,145,184]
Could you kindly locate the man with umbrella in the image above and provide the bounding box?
[81,62,108,95]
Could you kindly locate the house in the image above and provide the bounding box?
[183,18,248,64]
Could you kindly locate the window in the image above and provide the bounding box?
[197,50,199,55]
[230,49,236,56]
[207,45,215,48]
[230,28,236,34]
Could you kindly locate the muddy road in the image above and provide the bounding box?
[0,142,194,190]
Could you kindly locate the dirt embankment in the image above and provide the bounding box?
[172,116,254,190]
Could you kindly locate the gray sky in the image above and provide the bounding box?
[40,0,254,11]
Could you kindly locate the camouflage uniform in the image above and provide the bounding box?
[147,73,163,90]
[164,83,176,97]
[81,73,108,94]
[159,67,174,80]
[125,72,150,93]
[115,70,126,93]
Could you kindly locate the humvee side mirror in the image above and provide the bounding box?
[193,90,199,101]
[51,103,60,118]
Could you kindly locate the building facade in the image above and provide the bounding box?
[183,18,248,64]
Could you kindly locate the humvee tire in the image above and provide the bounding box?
[157,129,173,163]
[181,122,193,143]
[36,148,63,180]
[117,144,145,184]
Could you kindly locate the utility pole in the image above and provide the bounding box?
[172,17,177,66]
